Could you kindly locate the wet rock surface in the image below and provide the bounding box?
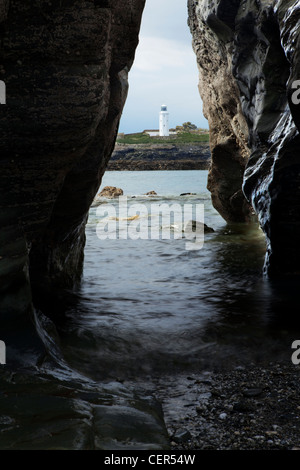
[0,368,169,450]
[188,0,300,275]
[0,0,145,313]
[0,311,169,450]
[188,0,252,223]
[184,220,215,234]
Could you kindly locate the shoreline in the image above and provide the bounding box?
[106,143,211,171]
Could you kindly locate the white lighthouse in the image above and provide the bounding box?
[159,104,169,137]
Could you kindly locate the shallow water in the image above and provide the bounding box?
[2,170,300,449]
[51,171,300,383]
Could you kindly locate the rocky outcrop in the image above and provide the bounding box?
[107,143,211,170]
[188,0,300,276]
[240,1,300,277]
[188,0,253,223]
[0,361,170,450]
[98,186,123,198]
[0,0,145,319]
[0,2,171,446]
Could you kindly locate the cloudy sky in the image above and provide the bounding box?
[118,0,208,134]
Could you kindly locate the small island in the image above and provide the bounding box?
[107,128,211,171]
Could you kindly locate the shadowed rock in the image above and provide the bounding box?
[0,0,145,318]
[188,0,300,276]
[188,0,253,223]
[184,220,215,234]
[98,186,124,198]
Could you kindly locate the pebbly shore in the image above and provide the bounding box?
[149,362,300,450]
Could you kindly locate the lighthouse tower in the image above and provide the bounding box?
[159,104,169,137]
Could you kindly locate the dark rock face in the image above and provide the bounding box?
[188,0,253,223]
[188,0,300,276]
[241,1,300,277]
[0,0,145,318]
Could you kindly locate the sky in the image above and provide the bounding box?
[118,0,208,134]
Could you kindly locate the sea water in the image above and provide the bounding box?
[2,170,300,449]
[53,170,300,382]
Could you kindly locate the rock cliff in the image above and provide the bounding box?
[0,0,145,320]
[188,0,300,276]
[188,0,253,223]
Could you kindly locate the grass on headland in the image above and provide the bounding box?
[116,132,210,145]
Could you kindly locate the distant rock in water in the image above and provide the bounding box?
[180,193,197,196]
[184,221,215,234]
[145,191,157,196]
[98,186,124,198]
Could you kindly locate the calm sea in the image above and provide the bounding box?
[2,170,300,450]
[52,170,300,382]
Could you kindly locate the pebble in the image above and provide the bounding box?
[219,413,227,420]
[242,388,263,398]
[266,430,278,436]
[173,429,192,443]
[233,401,254,413]
[196,379,213,385]
[196,404,207,413]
